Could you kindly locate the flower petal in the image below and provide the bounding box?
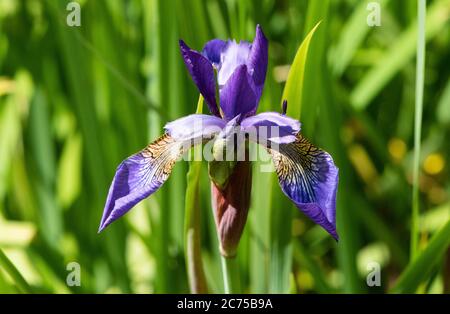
[246,25,268,102]
[219,64,257,120]
[217,41,252,87]
[202,39,227,66]
[269,134,339,240]
[179,40,220,116]
[99,135,182,231]
[164,114,226,140]
[241,112,300,144]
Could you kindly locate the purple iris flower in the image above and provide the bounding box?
[99,25,339,255]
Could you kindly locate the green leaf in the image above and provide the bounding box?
[350,0,450,110]
[281,21,321,119]
[390,219,450,293]
[0,248,33,293]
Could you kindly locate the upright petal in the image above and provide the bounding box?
[241,112,300,144]
[179,40,220,117]
[202,39,227,66]
[217,41,252,87]
[219,64,257,120]
[100,116,224,232]
[246,25,268,102]
[269,134,339,239]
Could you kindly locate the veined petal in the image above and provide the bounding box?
[246,25,268,102]
[202,39,227,66]
[179,40,220,117]
[269,134,339,240]
[164,114,226,141]
[241,112,300,144]
[220,64,257,120]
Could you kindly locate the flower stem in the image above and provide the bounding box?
[221,256,231,294]
[221,256,240,294]
[184,95,208,293]
[411,0,426,261]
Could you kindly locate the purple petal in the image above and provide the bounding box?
[202,39,227,66]
[99,134,183,232]
[241,112,300,144]
[179,40,220,117]
[164,114,226,140]
[270,134,339,240]
[217,41,252,87]
[246,25,268,102]
[219,64,257,120]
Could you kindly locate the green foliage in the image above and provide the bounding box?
[0,0,449,294]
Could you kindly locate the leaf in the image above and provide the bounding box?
[350,0,450,110]
[0,248,33,293]
[281,21,321,119]
[390,219,450,293]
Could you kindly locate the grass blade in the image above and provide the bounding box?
[410,0,427,261]
[391,219,450,293]
[0,248,32,293]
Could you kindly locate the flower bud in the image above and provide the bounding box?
[210,156,252,258]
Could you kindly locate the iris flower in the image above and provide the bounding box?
[99,25,339,257]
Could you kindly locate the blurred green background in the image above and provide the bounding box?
[0,0,449,294]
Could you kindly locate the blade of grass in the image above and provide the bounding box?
[391,219,450,293]
[350,0,449,110]
[410,0,426,261]
[0,248,32,293]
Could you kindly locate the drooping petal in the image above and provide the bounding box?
[164,114,226,141]
[241,112,300,144]
[99,117,224,232]
[269,134,339,240]
[219,64,257,120]
[179,40,220,117]
[246,25,268,102]
[202,39,227,66]
[99,135,182,232]
[217,41,252,87]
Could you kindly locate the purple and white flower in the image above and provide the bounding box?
[99,25,339,256]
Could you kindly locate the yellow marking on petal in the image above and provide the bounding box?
[423,153,445,175]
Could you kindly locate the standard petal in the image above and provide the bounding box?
[241,112,300,144]
[217,41,252,87]
[99,134,186,232]
[269,134,339,240]
[202,39,227,66]
[246,25,268,102]
[219,64,257,120]
[179,40,220,116]
[164,114,226,141]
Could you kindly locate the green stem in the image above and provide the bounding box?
[221,256,231,294]
[0,248,33,293]
[184,95,208,293]
[411,0,426,261]
[221,256,240,294]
